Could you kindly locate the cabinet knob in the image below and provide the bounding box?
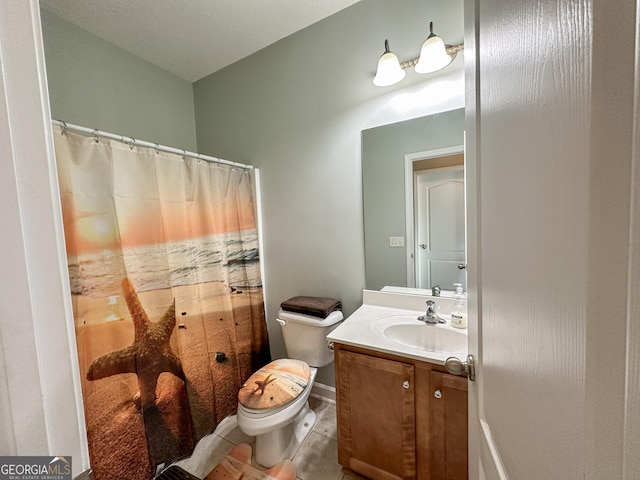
[402,380,410,389]
[434,389,442,399]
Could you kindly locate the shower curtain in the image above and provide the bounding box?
[53,126,270,480]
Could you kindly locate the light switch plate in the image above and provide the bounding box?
[389,236,405,247]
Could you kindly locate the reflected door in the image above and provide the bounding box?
[415,167,465,290]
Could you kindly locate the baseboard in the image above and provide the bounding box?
[310,381,336,405]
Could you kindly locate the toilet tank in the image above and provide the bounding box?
[276,309,343,367]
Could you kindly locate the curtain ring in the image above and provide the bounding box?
[154,143,160,155]
[128,137,135,150]
[93,129,100,143]
[60,120,67,136]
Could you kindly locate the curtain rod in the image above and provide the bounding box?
[51,119,253,170]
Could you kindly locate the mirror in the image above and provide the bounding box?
[362,108,465,292]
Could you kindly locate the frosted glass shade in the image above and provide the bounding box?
[373,40,406,87]
[414,33,452,74]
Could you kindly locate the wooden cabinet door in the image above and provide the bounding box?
[337,349,416,480]
[430,371,468,480]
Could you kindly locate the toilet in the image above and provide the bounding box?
[236,307,343,467]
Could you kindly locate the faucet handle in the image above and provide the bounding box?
[425,299,436,314]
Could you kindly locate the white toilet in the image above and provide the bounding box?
[236,308,343,467]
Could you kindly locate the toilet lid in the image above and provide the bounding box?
[238,359,311,410]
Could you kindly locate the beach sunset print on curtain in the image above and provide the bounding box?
[54,126,270,480]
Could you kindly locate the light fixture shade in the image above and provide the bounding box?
[373,40,406,87]
[415,22,453,74]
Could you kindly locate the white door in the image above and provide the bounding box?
[464,0,639,479]
[415,167,465,290]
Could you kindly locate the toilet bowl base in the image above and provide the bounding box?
[254,401,317,468]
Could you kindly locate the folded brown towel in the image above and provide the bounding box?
[280,296,342,318]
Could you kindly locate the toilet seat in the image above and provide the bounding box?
[237,401,289,419]
[238,359,311,412]
[236,366,317,436]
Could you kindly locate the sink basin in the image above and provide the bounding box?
[372,315,467,354]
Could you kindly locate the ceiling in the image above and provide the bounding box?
[39,0,363,83]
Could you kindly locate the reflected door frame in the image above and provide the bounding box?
[404,145,464,288]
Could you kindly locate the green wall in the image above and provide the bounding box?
[362,109,465,290]
[41,10,197,151]
[193,0,464,385]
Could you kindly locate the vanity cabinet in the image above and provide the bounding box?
[334,343,468,480]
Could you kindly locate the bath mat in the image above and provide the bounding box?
[204,443,296,480]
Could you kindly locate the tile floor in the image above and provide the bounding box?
[172,397,366,480]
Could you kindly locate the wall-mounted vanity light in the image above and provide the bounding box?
[373,22,464,87]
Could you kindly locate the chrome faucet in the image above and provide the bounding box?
[418,300,446,324]
[431,284,441,297]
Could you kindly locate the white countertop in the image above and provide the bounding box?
[327,290,468,365]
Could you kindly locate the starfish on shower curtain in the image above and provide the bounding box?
[86,277,186,409]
